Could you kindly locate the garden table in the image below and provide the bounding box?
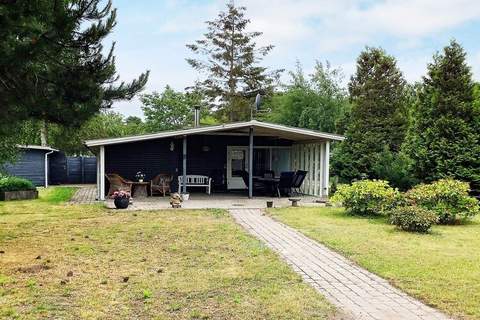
[132,181,149,198]
[255,177,280,196]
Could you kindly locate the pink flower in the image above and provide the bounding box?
[112,190,131,199]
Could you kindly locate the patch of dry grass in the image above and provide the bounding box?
[0,189,335,319]
[271,206,480,319]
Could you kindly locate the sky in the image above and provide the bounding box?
[106,0,480,118]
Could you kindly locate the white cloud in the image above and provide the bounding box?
[236,0,480,52]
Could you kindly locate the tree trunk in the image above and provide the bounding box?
[40,120,48,146]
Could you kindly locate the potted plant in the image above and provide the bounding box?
[135,171,146,183]
[112,190,131,209]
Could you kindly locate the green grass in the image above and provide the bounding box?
[270,206,480,319]
[0,190,336,319]
[37,187,77,204]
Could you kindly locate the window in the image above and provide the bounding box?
[272,149,291,175]
[231,150,246,177]
[253,149,270,176]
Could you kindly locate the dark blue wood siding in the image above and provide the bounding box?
[83,157,97,183]
[49,152,67,185]
[49,153,97,184]
[3,149,47,186]
[104,134,292,191]
[105,139,178,182]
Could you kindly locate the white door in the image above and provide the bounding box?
[227,146,248,189]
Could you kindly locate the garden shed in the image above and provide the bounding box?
[2,145,58,187]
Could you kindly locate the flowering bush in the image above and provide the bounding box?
[112,190,131,199]
[390,205,438,233]
[406,179,480,224]
[331,179,402,216]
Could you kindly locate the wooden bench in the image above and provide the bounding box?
[178,175,212,194]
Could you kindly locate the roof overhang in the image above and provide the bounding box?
[85,120,345,147]
[16,145,58,152]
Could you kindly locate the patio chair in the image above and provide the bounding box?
[292,170,308,195]
[151,174,172,197]
[105,173,133,197]
[276,171,295,197]
[239,170,265,195]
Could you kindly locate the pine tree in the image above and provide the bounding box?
[333,47,408,181]
[404,40,480,186]
[0,0,149,161]
[186,2,281,121]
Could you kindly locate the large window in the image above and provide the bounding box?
[271,148,291,175]
[253,147,290,177]
[253,149,270,176]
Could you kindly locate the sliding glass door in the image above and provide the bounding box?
[271,148,291,175]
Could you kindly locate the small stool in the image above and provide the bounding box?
[288,198,301,207]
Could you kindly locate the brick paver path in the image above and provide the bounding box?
[230,208,450,320]
[68,185,98,205]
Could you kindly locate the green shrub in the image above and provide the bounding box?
[390,205,438,233]
[372,149,419,191]
[406,179,480,224]
[0,175,35,192]
[330,179,401,216]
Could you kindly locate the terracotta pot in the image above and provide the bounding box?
[114,197,129,209]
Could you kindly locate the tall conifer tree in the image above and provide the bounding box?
[0,0,149,162]
[404,40,480,186]
[186,2,281,121]
[333,47,408,181]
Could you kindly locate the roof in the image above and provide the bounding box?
[17,145,58,152]
[85,120,345,147]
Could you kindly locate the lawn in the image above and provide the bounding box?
[270,206,480,319]
[0,188,336,319]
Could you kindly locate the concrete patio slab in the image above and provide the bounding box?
[106,193,326,210]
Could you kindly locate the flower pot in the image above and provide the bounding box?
[138,179,143,183]
[181,193,190,201]
[266,201,273,208]
[114,197,129,209]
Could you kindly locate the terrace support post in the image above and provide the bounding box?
[248,127,253,199]
[96,151,100,200]
[99,146,105,201]
[323,141,330,197]
[182,135,187,194]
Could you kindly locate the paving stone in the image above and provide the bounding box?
[68,185,99,205]
[230,208,451,320]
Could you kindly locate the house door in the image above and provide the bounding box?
[227,146,248,189]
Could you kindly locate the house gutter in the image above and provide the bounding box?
[44,150,54,188]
